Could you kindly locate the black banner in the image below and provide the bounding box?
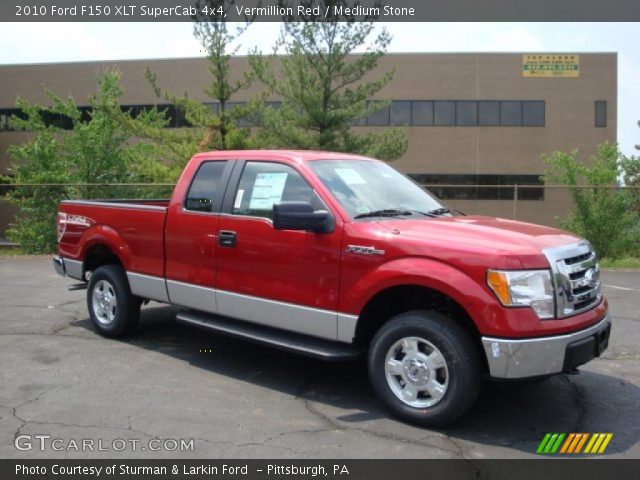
[2,459,640,480]
[4,0,640,22]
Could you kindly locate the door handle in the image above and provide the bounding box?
[218,230,237,248]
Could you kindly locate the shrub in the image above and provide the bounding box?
[542,142,639,259]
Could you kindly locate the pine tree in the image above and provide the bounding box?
[249,18,407,160]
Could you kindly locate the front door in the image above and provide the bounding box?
[215,160,342,340]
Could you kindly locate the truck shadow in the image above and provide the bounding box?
[74,305,639,456]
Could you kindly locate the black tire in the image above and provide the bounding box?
[368,310,481,427]
[87,264,140,338]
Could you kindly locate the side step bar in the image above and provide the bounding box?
[176,310,361,361]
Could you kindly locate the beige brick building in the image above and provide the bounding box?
[0,53,617,234]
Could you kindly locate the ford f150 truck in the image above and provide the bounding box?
[53,150,611,426]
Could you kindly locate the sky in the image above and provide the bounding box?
[0,22,638,156]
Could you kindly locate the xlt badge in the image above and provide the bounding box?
[345,245,385,256]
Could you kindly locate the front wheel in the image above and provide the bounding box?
[368,310,481,427]
[87,265,140,338]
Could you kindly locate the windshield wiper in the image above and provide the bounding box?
[354,208,455,220]
[354,209,414,219]
[425,207,453,217]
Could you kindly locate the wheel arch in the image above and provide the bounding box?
[79,225,132,275]
[354,283,488,372]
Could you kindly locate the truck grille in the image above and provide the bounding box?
[542,241,601,318]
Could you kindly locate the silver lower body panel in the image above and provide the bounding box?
[52,255,84,281]
[481,314,611,379]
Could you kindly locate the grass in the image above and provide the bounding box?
[0,248,51,258]
[599,257,640,269]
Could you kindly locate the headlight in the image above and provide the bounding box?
[487,269,555,319]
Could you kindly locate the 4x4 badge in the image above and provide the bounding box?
[345,245,385,256]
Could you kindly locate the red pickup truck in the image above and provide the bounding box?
[53,150,611,426]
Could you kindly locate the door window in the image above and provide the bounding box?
[232,162,321,219]
[185,161,227,212]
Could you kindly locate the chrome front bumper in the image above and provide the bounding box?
[52,255,84,281]
[481,314,612,379]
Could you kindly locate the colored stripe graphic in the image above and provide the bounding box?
[537,433,565,454]
[597,433,613,453]
[574,433,589,453]
[537,433,552,454]
[585,433,613,454]
[560,433,575,453]
[538,433,613,454]
[567,433,588,453]
[550,433,565,453]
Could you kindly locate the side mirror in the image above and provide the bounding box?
[273,202,334,234]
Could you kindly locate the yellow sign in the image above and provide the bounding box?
[523,54,580,78]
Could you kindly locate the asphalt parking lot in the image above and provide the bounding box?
[0,256,638,459]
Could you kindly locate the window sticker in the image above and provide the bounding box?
[234,189,244,209]
[249,172,288,210]
[335,168,367,185]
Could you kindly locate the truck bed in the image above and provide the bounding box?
[58,199,169,278]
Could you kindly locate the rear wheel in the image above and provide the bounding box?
[368,310,481,426]
[87,265,140,338]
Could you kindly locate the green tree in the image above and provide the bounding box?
[542,142,639,259]
[249,18,407,160]
[620,120,640,218]
[123,4,259,171]
[620,120,640,186]
[2,70,172,253]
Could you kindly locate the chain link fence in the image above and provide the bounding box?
[0,183,639,243]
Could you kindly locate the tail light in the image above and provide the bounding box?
[57,212,67,242]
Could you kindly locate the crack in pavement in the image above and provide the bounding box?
[442,436,487,479]
[288,374,496,462]
[301,395,462,457]
[562,375,587,433]
[10,396,260,456]
[10,385,76,443]
[236,430,326,456]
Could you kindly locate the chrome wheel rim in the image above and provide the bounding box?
[384,336,449,408]
[92,280,117,326]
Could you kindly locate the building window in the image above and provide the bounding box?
[456,101,478,126]
[434,101,456,125]
[0,99,548,132]
[595,101,607,127]
[411,101,434,126]
[500,101,523,126]
[366,101,390,126]
[523,101,545,126]
[408,173,544,201]
[390,100,411,126]
[478,101,500,126]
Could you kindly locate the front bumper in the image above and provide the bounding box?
[481,314,611,379]
[52,255,84,281]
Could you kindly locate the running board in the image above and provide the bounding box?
[67,283,87,291]
[176,310,361,361]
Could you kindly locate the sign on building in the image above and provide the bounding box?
[522,54,580,78]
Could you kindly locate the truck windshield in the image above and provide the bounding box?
[308,159,446,220]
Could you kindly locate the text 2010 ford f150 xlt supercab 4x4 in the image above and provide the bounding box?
[53,150,611,426]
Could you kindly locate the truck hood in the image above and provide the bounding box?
[377,215,580,266]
